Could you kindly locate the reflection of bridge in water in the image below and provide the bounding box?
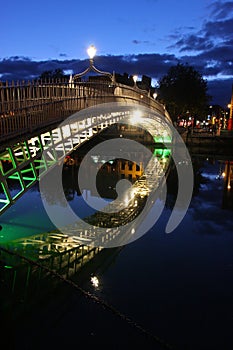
[0,146,170,298]
[61,148,170,245]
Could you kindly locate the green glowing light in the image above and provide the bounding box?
[153,148,171,158]
[153,136,163,143]
[153,135,172,143]
[163,149,171,157]
[153,148,163,157]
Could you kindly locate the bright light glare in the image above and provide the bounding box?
[91,276,99,288]
[87,45,97,59]
[133,75,138,83]
[130,110,142,124]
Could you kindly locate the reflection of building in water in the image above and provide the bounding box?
[63,147,171,198]
[118,160,143,180]
[222,161,233,210]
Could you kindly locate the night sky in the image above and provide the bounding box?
[1,0,232,107]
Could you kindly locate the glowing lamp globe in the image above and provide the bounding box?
[87,45,97,59]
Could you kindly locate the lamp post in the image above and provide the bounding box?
[133,75,138,87]
[87,45,97,63]
[132,74,151,97]
[72,45,115,83]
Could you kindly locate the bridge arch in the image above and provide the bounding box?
[38,101,193,245]
[38,101,173,167]
[0,99,177,214]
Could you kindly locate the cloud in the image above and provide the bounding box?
[0,56,88,81]
[59,53,68,58]
[209,1,233,20]
[203,17,233,40]
[0,48,232,107]
[161,0,233,105]
[170,1,233,53]
[132,40,150,45]
[175,35,213,52]
[1,1,231,107]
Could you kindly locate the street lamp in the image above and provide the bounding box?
[153,92,157,99]
[72,45,115,83]
[87,45,97,60]
[132,74,150,97]
[133,75,138,87]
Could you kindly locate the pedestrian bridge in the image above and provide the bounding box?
[0,50,193,310]
[0,78,173,215]
[0,79,171,142]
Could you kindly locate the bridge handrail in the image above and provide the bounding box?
[0,80,165,113]
[0,80,115,114]
[0,80,171,143]
[114,82,167,117]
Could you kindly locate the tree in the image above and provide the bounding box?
[39,68,66,81]
[157,63,211,122]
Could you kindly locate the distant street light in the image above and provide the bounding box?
[153,92,157,99]
[133,75,138,87]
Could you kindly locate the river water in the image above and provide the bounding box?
[0,132,232,350]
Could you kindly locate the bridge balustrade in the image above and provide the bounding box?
[0,80,168,143]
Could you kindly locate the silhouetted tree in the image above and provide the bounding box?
[157,63,211,122]
[39,68,66,80]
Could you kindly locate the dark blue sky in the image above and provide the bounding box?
[1,0,232,107]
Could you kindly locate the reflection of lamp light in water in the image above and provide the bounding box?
[91,276,99,288]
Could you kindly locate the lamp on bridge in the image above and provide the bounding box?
[133,75,138,87]
[72,45,115,83]
[132,74,151,98]
[87,45,97,61]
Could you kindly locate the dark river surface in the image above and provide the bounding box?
[0,131,233,350]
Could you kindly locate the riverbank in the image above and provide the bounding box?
[178,127,233,149]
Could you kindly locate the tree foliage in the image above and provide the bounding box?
[39,68,66,80]
[157,63,211,121]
